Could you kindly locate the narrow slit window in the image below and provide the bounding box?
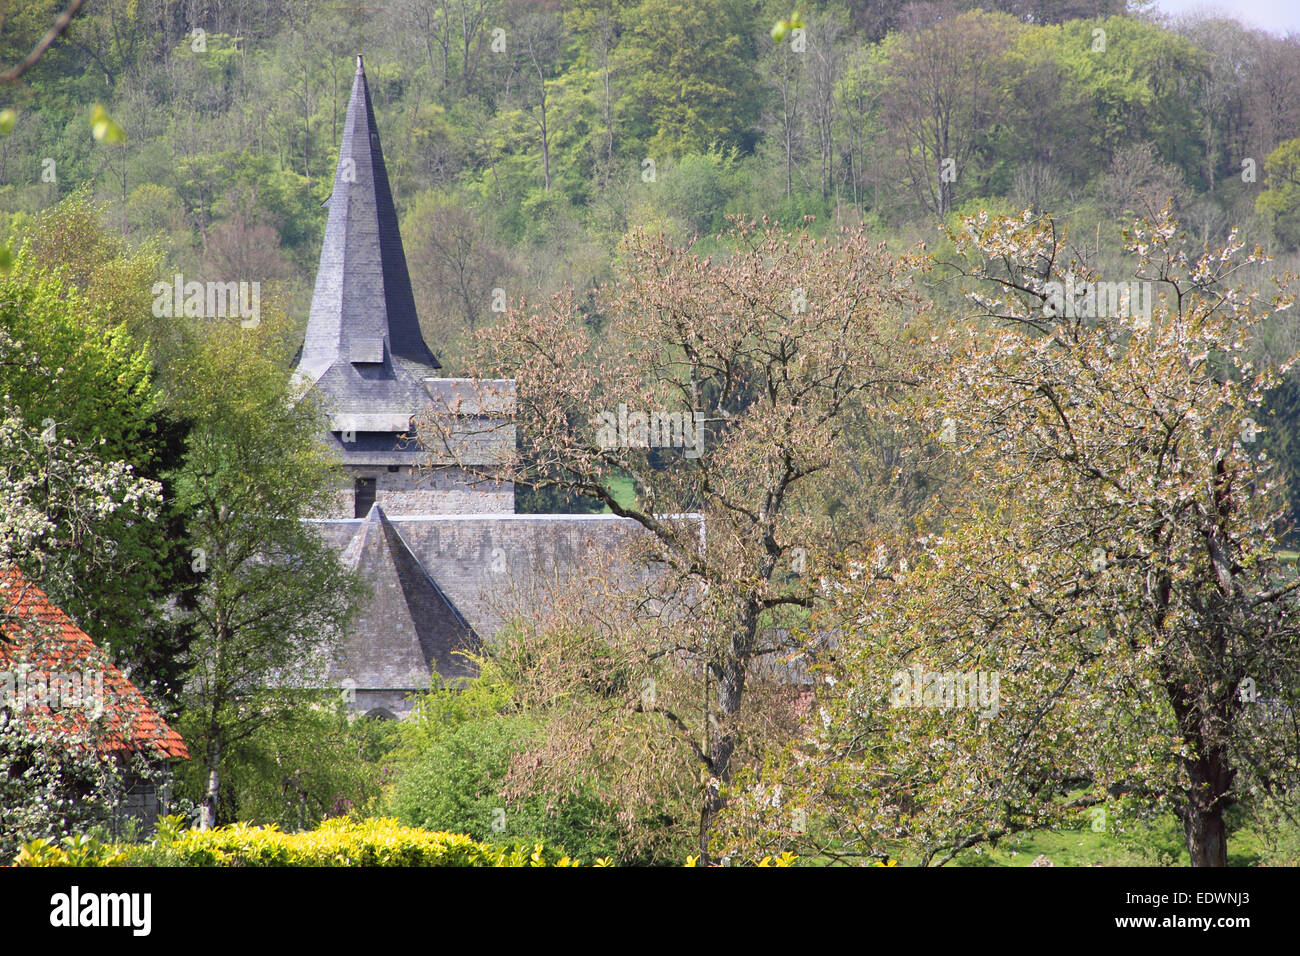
[354,477,376,517]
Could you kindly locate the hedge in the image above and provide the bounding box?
[14,817,810,866]
[14,817,598,867]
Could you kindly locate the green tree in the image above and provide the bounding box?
[168,313,362,830]
[863,10,1022,218]
[17,189,164,341]
[658,148,740,235]
[612,0,762,159]
[1025,17,1206,189]
[388,664,633,861]
[0,248,189,678]
[0,193,203,697]
[1256,136,1300,249]
[176,701,393,831]
[0,0,85,85]
[749,209,1300,867]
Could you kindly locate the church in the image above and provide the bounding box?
[292,57,642,718]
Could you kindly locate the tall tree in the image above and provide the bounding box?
[866,8,1021,218]
[0,243,191,683]
[758,209,1300,867]
[509,5,563,192]
[803,12,846,203]
[761,20,804,200]
[403,191,510,347]
[423,219,922,860]
[612,0,762,159]
[1257,136,1300,249]
[168,313,361,830]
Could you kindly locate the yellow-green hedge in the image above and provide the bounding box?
[15,818,811,866]
[15,817,597,867]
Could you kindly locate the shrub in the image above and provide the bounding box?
[659,149,740,235]
[387,667,631,862]
[15,816,582,867]
[172,702,396,831]
[16,816,805,866]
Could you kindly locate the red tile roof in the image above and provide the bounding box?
[0,568,188,760]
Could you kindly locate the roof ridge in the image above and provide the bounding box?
[375,508,476,637]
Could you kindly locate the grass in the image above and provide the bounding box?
[804,798,1300,866]
[947,812,1297,867]
[603,475,636,512]
[950,818,1188,867]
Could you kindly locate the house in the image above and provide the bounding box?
[0,568,188,830]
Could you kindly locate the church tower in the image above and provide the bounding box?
[295,55,513,518]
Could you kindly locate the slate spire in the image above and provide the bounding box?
[297,54,439,384]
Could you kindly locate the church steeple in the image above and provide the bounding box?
[292,55,514,521]
[297,54,439,384]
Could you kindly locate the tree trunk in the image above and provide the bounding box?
[1183,751,1232,866]
[540,110,550,192]
[200,736,221,830]
[698,651,747,863]
[1160,624,1235,867]
[1184,801,1227,867]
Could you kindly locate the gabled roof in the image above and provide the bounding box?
[334,504,480,689]
[0,568,188,761]
[295,54,440,415]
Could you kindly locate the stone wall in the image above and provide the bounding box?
[110,764,174,836]
[325,466,515,517]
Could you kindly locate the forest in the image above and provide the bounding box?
[2,1,1298,364]
[2,0,1300,869]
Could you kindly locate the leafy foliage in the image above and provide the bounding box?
[15,816,582,867]
[387,662,637,862]
[173,699,393,832]
[167,309,363,829]
[727,209,1300,866]
[1257,137,1300,249]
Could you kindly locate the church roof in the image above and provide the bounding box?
[0,568,188,761]
[295,55,440,423]
[333,505,480,689]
